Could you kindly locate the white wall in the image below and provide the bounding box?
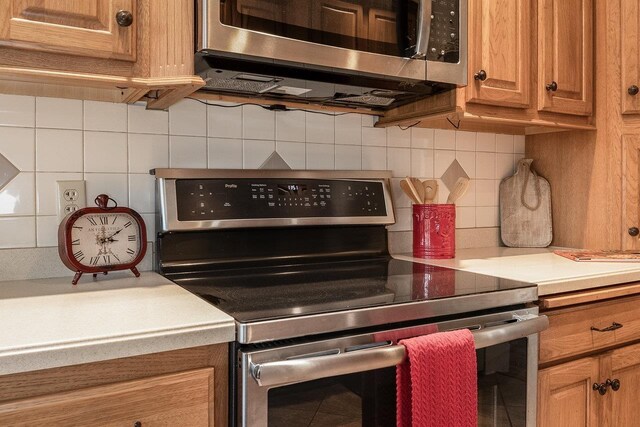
[0,94,524,280]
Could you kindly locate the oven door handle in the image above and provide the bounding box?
[250,314,548,387]
[412,0,432,59]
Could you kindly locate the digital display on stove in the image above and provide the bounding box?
[278,184,307,196]
[175,178,387,221]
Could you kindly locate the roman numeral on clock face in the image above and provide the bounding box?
[123,221,132,228]
[89,257,100,266]
[87,217,98,226]
[71,239,80,246]
[73,250,85,262]
[99,216,109,225]
[128,235,136,242]
[126,248,135,255]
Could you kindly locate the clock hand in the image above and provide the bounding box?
[105,228,123,241]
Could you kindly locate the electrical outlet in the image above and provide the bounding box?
[57,180,87,222]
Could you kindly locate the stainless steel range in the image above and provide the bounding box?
[153,169,548,427]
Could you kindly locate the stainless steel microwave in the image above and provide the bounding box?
[196,0,467,110]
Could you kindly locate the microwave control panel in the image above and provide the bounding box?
[175,178,388,221]
[426,0,460,63]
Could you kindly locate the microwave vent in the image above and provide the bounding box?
[204,77,280,94]
[334,94,396,107]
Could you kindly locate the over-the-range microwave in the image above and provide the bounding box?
[196,0,467,110]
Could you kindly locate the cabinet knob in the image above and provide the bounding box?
[474,70,487,81]
[629,227,639,237]
[546,81,558,92]
[116,10,134,27]
[593,382,607,395]
[606,378,621,392]
[133,422,142,427]
[629,85,640,96]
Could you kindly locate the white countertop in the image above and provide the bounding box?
[0,272,235,375]
[395,247,640,295]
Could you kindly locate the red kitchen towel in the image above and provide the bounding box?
[397,329,477,427]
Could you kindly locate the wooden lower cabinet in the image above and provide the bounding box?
[0,369,214,426]
[0,344,227,427]
[538,357,600,427]
[538,287,640,427]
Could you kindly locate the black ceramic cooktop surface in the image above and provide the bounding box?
[167,258,536,324]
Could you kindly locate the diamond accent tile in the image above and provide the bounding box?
[441,158,470,192]
[0,153,19,192]
[260,151,291,169]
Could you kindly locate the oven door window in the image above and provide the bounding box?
[219,0,418,57]
[265,338,529,427]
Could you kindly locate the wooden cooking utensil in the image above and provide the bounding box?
[410,177,426,203]
[400,178,422,204]
[422,179,438,203]
[446,177,470,204]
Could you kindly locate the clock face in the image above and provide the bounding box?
[70,213,142,268]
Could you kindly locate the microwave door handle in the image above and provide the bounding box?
[413,0,432,59]
[250,315,548,388]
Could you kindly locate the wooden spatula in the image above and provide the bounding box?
[409,177,426,203]
[422,179,438,203]
[400,178,422,204]
[446,177,470,204]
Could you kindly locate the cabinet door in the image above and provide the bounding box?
[538,357,600,427]
[623,135,640,250]
[621,0,640,114]
[466,0,531,108]
[0,0,136,61]
[609,343,640,427]
[537,0,593,116]
[311,0,365,50]
[0,369,214,426]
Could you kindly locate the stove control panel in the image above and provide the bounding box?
[175,178,387,221]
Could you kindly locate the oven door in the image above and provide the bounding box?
[238,308,547,427]
[200,0,467,85]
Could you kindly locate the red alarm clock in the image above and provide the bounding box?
[58,194,147,285]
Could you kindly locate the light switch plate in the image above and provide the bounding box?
[0,153,19,192]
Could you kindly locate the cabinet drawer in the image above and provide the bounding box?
[540,295,640,363]
[0,368,213,426]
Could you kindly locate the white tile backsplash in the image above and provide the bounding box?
[127,173,155,213]
[243,139,275,169]
[84,131,127,173]
[84,101,127,132]
[36,98,82,130]
[335,144,361,170]
[128,104,168,134]
[85,173,129,207]
[306,112,334,144]
[335,114,362,146]
[0,95,520,258]
[169,135,207,168]
[0,173,35,215]
[128,133,169,173]
[276,110,306,142]
[208,137,242,169]
[169,99,206,137]
[0,216,35,248]
[36,129,83,172]
[0,94,35,128]
[0,127,35,171]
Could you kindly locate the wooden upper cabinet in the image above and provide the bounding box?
[466,0,531,108]
[622,135,640,250]
[537,0,593,116]
[621,0,640,114]
[538,357,600,427]
[0,0,136,62]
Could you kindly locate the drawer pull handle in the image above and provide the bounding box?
[606,378,621,392]
[593,382,608,395]
[591,322,623,332]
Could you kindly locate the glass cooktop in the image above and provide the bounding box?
[167,257,536,324]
